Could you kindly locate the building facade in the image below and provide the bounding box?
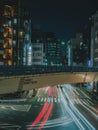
[91,11,98,67]
[23,14,32,65]
[83,19,92,67]
[32,41,44,65]
[31,27,44,65]
[31,29,61,66]
[0,0,32,65]
[43,32,61,66]
[67,33,88,66]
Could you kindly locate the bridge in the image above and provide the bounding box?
[0,65,98,94]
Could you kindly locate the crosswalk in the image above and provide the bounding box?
[37,97,61,103]
[37,97,93,105]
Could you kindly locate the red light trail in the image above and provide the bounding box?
[28,87,54,130]
[52,87,55,96]
[38,103,53,130]
[28,102,49,130]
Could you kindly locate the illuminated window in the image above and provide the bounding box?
[9,38,12,44]
[3,44,7,48]
[36,39,40,43]
[8,49,12,54]
[13,40,16,46]
[3,32,8,37]
[19,31,24,38]
[4,5,12,16]
[13,18,17,24]
[3,55,6,59]
[61,42,65,45]
[13,30,16,35]
[80,42,83,46]
[95,34,98,43]
[8,60,12,65]
[8,21,11,27]
[9,28,13,35]
[80,35,82,38]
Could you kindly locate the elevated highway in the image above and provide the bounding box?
[0,65,98,94]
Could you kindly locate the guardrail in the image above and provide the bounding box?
[0,65,98,76]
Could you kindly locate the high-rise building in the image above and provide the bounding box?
[83,19,92,67]
[32,41,44,65]
[67,40,73,66]
[0,0,32,65]
[31,29,61,66]
[43,32,61,66]
[23,14,32,66]
[91,11,98,67]
[31,27,44,65]
[67,33,87,66]
[60,40,67,66]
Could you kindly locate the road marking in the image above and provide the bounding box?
[44,98,47,102]
[54,98,57,103]
[0,123,21,130]
[37,97,60,103]
[47,97,50,103]
[37,97,40,102]
[41,97,44,102]
[51,97,53,103]
[0,105,16,110]
[0,105,31,112]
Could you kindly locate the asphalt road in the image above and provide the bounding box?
[0,85,97,130]
[62,84,98,130]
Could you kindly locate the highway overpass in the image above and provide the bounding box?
[0,72,98,94]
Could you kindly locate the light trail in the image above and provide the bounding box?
[79,99,98,120]
[52,87,55,96]
[48,87,51,96]
[59,87,84,130]
[68,84,98,119]
[48,86,55,96]
[38,103,53,130]
[26,116,73,129]
[38,87,54,130]
[28,87,54,130]
[62,85,96,130]
[28,102,49,130]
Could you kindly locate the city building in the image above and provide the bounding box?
[32,41,44,65]
[83,19,92,67]
[32,27,44,65]
[23,13,32,66]
[67,40,73,66]
[91,11,98,67]
[31,29,62,66]
[60,40,67,66]
[0,0,32,65]
[67,33,86,66]
[43,32,61,66]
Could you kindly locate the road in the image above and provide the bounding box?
[0,85,97,130]
[62,84,98,129]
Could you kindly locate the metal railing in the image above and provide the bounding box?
[0,65,98,76]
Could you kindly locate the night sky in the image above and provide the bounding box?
[25,0,98,41]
